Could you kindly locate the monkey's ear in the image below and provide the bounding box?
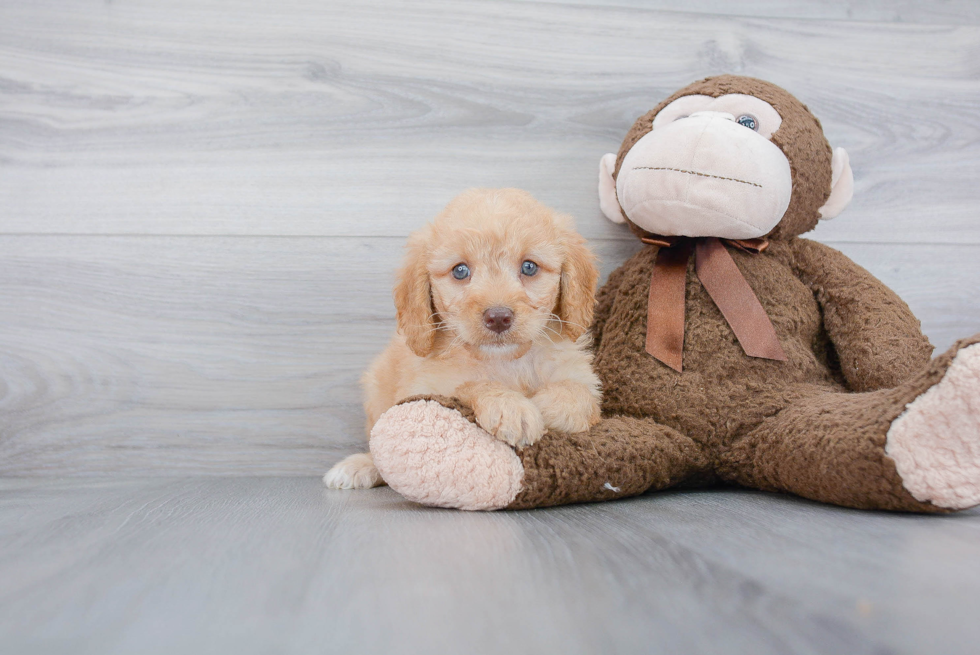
[818,147,854,220]
[598,153,627,224]
[393,235,436,357]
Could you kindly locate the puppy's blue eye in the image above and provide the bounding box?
[451,263,470,280]
[736,114,758,131]
[521,260,538,276]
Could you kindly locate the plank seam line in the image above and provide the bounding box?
[0,234,978,247]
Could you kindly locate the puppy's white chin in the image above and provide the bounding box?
[479,343,521,356]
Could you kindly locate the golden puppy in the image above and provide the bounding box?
[324,188,602,489]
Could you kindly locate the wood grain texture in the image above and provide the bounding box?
[1,0,979,244]
[0,236,640,475]
[530,0,980,23]
[1,478,979,655]
[0,235,976,475]
[1,0,979,475]
[2,3,979,652]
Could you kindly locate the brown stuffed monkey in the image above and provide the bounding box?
[369,75,980,512]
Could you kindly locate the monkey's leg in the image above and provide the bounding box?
[369,396,711,511]
[718,336,980,512]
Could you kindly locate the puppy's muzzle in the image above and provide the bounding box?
[483,307,514,334]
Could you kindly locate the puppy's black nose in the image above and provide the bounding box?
[483,307,514,333]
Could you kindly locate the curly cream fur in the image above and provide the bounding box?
[325,188,601,490]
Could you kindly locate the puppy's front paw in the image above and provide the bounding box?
[474,393,545,449]
[532,382,601,434]
[324,452,384,489]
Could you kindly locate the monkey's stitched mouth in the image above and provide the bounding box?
[634,166,762,189]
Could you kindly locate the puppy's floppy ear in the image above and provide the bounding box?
[556,228,599,342]
[393,232,436,357]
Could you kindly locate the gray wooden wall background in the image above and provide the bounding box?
[2,0,979,476]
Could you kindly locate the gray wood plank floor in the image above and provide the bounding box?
[2,478,979,655]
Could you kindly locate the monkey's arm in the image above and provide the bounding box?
[589,263,629,351]
[789,238,933,391]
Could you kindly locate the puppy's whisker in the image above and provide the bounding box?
[406,323,454,332]
[547,313,588,332]
[406,318,452,328]
[547,312,586,328]
[541,323,564,339]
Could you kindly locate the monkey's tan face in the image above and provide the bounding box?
[616,94,793,239]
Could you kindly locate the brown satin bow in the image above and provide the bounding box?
[641,235,787,372]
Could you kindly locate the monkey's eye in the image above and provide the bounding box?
[451,263,470,280]
[672,115,689,122]
[736,114,758,131]
[521,260,539,276]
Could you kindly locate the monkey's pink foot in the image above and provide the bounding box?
[369,399,524,511]
[887,343,980,509]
